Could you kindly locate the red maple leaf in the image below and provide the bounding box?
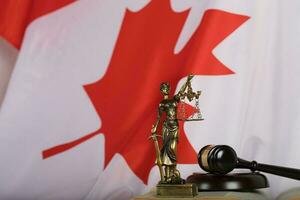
[42,0,249,184]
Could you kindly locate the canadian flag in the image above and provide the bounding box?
[1,0,300,199]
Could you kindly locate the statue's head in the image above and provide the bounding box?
[160,82,170,96]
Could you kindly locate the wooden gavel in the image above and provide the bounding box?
[198,145,300,180]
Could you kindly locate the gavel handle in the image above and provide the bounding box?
[237,158,300,180]
[257,163,300,180]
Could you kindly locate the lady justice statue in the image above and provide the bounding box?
[150,75,202,184]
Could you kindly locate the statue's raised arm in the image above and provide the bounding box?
[174,74,194,101]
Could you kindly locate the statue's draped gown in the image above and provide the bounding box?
[160,98,179,166]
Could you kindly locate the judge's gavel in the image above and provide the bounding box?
[198,145,300,180]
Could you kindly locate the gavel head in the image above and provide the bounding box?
[198,145,238,174]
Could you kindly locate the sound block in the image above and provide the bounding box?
[186,172,269,191]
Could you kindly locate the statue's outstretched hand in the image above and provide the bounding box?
[187,74,194,81]
[151,125,157,134]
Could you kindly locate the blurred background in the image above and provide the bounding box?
[1,0,300,199]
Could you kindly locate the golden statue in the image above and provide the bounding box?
[150,75,201,184]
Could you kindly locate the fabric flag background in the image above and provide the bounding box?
[1,0,300,199]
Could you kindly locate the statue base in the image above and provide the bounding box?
[156,183,198,197]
